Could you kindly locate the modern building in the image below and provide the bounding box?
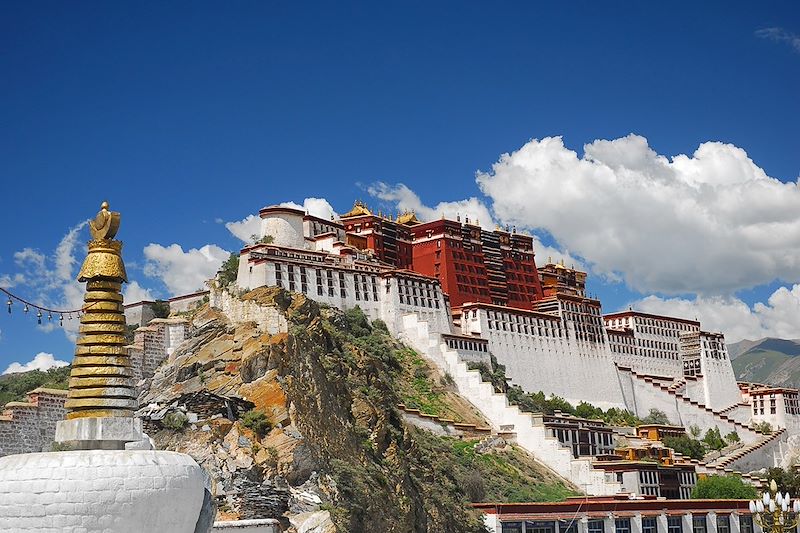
[477,496,758,533]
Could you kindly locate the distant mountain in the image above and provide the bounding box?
[731,338,800,387]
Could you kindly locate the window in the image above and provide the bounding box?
[739,516,753,533]
[668,516,683,533]
[642,517,657,533]
[500,523,523,533]
[588,519,605,533]
[692,515,706,533]
[560,521,578,533]
[716,515,730,533]
[615,518,631,533]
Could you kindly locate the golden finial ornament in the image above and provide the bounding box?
[65,201,136,420]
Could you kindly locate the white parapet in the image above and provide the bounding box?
[0,450,206,532]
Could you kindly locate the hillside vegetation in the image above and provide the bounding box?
[0,366,70,406]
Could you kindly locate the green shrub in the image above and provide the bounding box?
[691,475,757,499]
[218,253,239,288]
[152,300,170,319]
[241,409,272,438]
[752,421,773,434]
[641,408,671,425]
[663,435,706,460]
[724,431,741,444]
[162,411,189,431]
[703,427,726,451]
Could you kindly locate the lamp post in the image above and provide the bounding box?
[749,480,800,533]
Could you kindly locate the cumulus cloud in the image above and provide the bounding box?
[476,135,800,295]
[225,215,261,244]
[143,243,229,296]
[635,284,800,343]
[280,197,338,220]
[3,352,69,375]
[756,27,800,54]
[123,280,155,303]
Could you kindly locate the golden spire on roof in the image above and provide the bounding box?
[341,200,373,218]
[65,201,136,420]
[397,210,420,225]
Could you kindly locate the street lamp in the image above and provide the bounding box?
[748,480,800,533]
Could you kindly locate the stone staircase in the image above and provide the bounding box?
[706,428,786,470]
[618,365,762,444]
[397,313,624,496]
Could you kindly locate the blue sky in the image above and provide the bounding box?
[1,1,798,372]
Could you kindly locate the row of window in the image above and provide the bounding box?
[501,515,751,533]
[397,278,440,309]
[444,337,488,353]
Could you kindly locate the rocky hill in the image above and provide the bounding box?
[138,287,576,532]
[731,338,800,387]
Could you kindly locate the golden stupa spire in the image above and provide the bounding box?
[64,201,137,419]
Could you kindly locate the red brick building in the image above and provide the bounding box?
[339,201,414,269]
[339,201,544,309]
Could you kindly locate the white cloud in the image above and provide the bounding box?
[143,243,229,296]
[476,135,800,295]
[225,214,261,244]
[0,222,88,341]
[0,273,26,288]
[280,197,338,221]
[3,352,69,375]
[123,281,155,303]
[635,284,800,343]
[756,27,800,54]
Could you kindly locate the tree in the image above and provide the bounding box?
[641,408,671,425]
[703,427,726,451]
[218,253,239,288]
[764,468,800,496]
[663,435,706,460]
[689,424,702,439]
[691,475,758,499]
[724,431,741,445]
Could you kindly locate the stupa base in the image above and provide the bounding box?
[0,450,207,532]
[55,416,142,450]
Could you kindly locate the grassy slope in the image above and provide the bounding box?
[0,366,70,406]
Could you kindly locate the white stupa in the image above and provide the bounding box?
[0,202,210,532]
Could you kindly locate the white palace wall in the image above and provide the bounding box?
[700,347,742,412]
[460,307,627,410]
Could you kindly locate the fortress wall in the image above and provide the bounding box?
[0,390,67,457]
[461,308,626,410]
[701,354,743,412]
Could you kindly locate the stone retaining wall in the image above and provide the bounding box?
[0,388,67,457]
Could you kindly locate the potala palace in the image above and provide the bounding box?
[224,202,796,495]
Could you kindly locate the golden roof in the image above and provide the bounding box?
[341,200,373,218]
[397,211,420,225]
